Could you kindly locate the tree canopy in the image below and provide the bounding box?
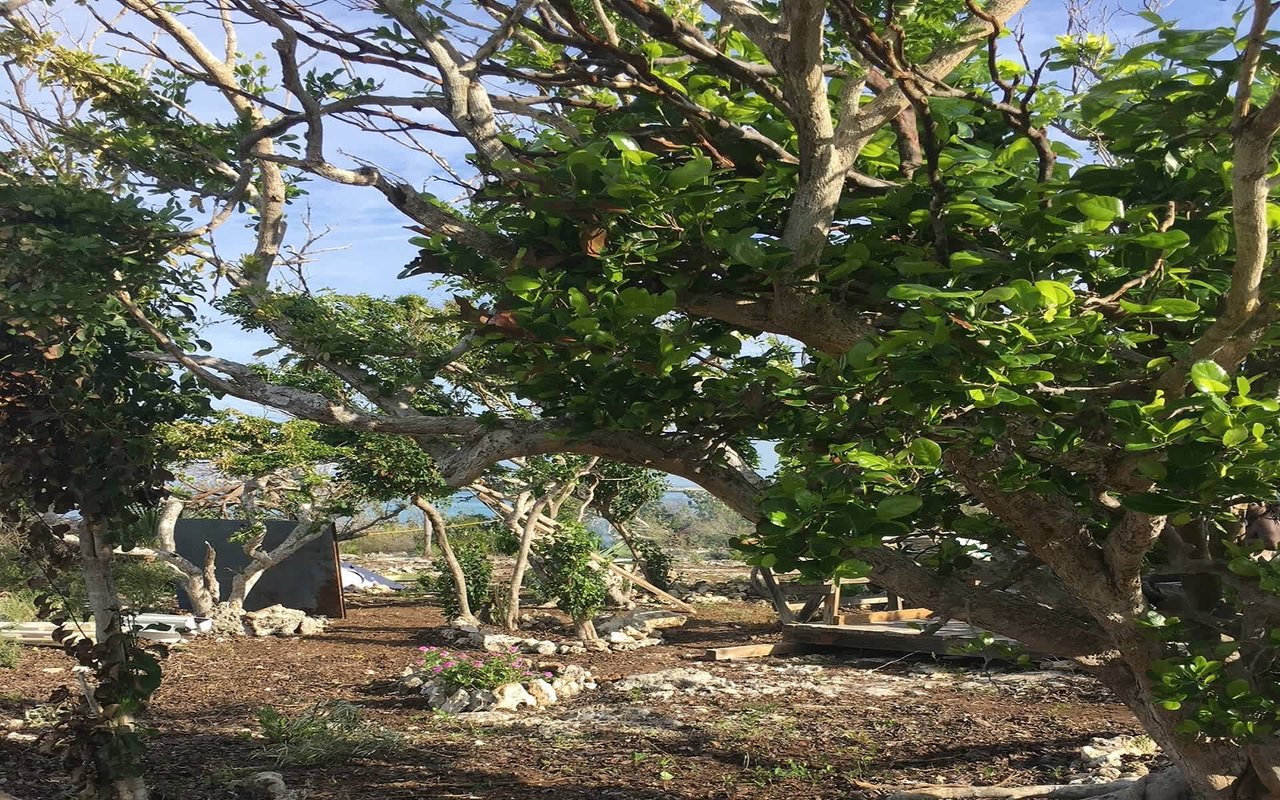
[10,0,1280,796]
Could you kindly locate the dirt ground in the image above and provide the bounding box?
[1,594,1145,800]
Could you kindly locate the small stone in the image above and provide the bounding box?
[492,682,536,711]
[438,688,471,714]
[480,633,524,653]
[466,689,497,711]
[5,732,37,742]
[240,771,298,800]
[526,678,558,706]
[5,719,23,731]
[606,630,635,644]
[243,605,306,637]
[533,640,557,655]
[402,675,424,691]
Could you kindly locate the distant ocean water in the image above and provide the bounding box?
[437,490,695,519]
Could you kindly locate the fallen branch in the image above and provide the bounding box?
[878,769,1188,800]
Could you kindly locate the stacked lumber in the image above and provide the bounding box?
[0,613,211,647]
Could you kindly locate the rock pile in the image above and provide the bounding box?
[401,664,594,714]
[211,604,329,637]
[593,609,688,651]
[1067,735,1163,784]
[610,668,737,699]
[675,579,749,604]
[442,609,687,654]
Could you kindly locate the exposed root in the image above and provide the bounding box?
[880,770,1189,800]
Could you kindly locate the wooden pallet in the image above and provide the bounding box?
[782,619,1018,656]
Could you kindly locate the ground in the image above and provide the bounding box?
[1,586,1147,800]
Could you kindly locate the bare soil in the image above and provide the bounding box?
[1,595,1143,800]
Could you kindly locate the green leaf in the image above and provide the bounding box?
[1224,678,1251,699]
[1229,557,1262,577]
[887,284,979,301]
[1130,229,1191,250]
[909,438,943,466]
[725,232,766,267]
[606,132,641,152]
[666,156,712,188]
[1189,360,1230,395]
[1075,194,1125,222]
[1035,280,1075,307]
[505,275,541,293]
[876,494,922,520]
[1223,426,1248,447]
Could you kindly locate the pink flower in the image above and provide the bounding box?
[543,671,553,678]
[431,666,442,673]
[417,646,429,652]
[443,661,456,668]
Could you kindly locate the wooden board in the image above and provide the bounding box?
[783,620,1020,657]
[838,608,934,624]
[703,642,811,661]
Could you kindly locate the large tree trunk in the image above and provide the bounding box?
[413,496,476,624]
[1096,655,1252,800]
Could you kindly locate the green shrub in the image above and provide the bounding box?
[418,539,492,619]
[115,561,178,612]
[414,646,548,692]
[0,638,20,669]
[257,701,401,767]
[631,537,675,591]
[0,590,38,623]
[539,522,607,623]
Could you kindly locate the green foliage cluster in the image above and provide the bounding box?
[629,537,674,591]
[0,638,20,670]
[413,645,549,692]
[257,701,402,767]
[590,462,667,523]
[634,494,753,557]
[0,182,208,533]
[537,522,607,623]
[419,540,492,620]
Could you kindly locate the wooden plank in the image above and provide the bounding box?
[839,608,934,624]
[757,567,794,623]
[822,579,842,625]
[591,554,696,614]
[794,593,825,623]
[703,642,810,661]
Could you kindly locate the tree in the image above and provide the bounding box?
[0,179,209,800]
[14,1,1280,796]
[123,411,407,619]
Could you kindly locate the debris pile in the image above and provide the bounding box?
[593,609,688,651]
[442,608,688,655]
[0,613,215,647]
[1068,735,1163,784]
[401,663,594,714]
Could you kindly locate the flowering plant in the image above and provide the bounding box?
[416,646,552,692]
